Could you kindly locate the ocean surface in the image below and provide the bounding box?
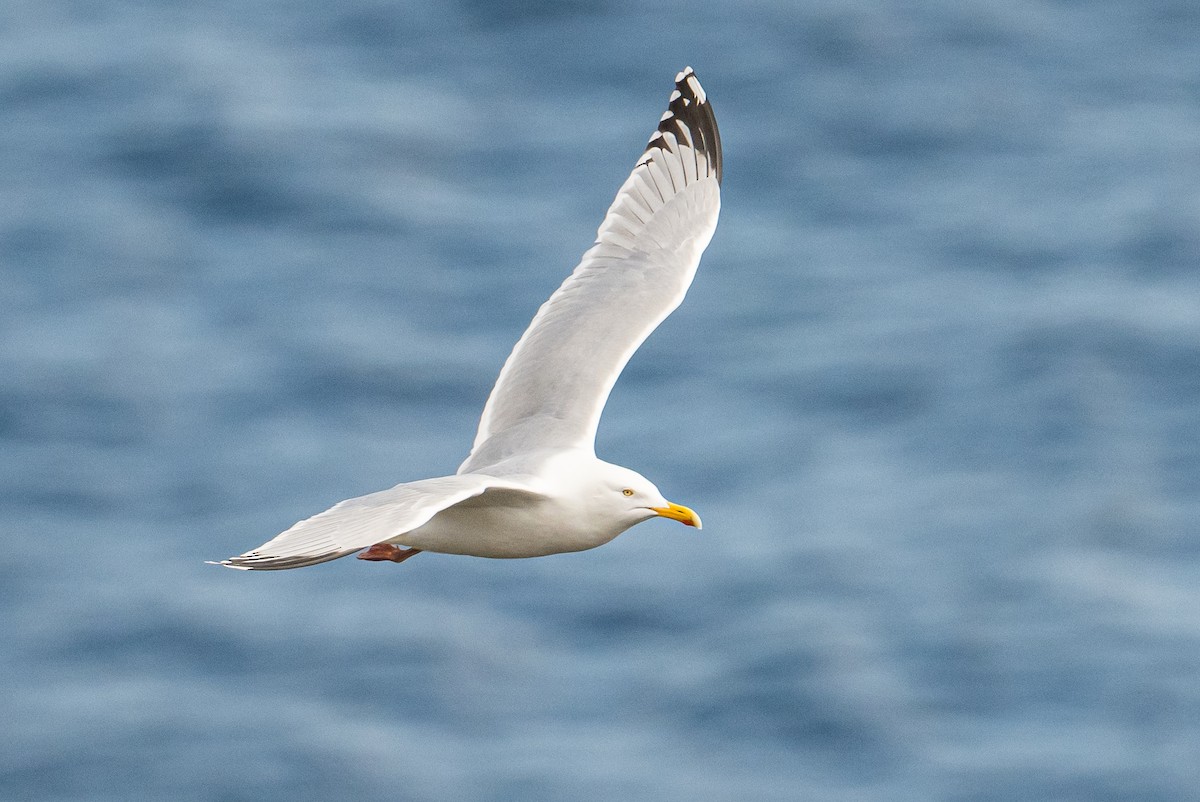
[3,1,1199,799]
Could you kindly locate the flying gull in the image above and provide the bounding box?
[213,67,721,570]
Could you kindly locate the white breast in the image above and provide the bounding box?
[397,491,625,558]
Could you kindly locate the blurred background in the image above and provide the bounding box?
[3,1,1199,799]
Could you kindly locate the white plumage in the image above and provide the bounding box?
[214,67,721,570]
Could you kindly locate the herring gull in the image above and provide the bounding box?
[213,67,721,570]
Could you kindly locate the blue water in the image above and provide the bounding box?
[4,1,1199,799]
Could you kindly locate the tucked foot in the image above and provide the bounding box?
[357,544,423,563]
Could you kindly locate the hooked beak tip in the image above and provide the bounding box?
[649,502,702,530]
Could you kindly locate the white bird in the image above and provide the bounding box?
[213,67,721,570]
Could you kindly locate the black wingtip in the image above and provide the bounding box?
[643,67,722,185]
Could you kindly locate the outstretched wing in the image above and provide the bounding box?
[211,474,543,570]
[460,67,722,473]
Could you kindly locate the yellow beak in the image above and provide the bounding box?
[649,501,702,530]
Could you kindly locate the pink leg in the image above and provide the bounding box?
[357,543,423,563]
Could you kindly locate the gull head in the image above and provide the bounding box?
[587,459,702,532]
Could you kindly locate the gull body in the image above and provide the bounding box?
[400,453,686,559]
[214,68,721,570]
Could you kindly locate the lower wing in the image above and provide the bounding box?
[211,474,543,570]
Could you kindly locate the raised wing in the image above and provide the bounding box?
[211,474,544,570]
[461,67,721,473]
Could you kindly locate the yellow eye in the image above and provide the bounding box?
[622,488,634,497]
